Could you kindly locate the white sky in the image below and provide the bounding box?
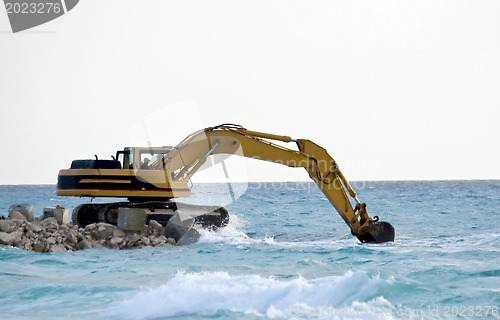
[0,0,499,184]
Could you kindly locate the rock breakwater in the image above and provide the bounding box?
[0,216,176,253]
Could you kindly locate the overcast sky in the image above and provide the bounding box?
[0,0,499,184]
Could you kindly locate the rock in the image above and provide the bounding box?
[0,220,13,233]
[13,236,24,247]
[92,242,104,249]
[109,237,123,246]
[26,230,35,238]
[49,244,66,253]
[126,233,140,247]
[88,229,99,240]
[140,236,151,246]
[112,229,125,238]
[46,237,56,245]
[93,224,115,240]
[77,233,85,242]
[0,210,203,252]
[152,236,169,246]
[157,236,170,246]
[12,219,25,231]
[65,230,78,244]
[176,228,201,246]
[118,241,128,250]
[27,221,43,233]
[32,241,45,253]
[9,210,27,221]
[0,220,12,233]
[149,220,164,234]
[0,231,22,246]
[164,210,196,242]
[42,206,69,225]
[41,217,59,232]
[77,239,92,250]
[117,208,146,231]
[8,204,34,221]
[22,238,33,251]
[85,223,97,231]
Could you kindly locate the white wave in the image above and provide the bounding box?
[197,214,252,245]
[196,214,361,251]
[107,271,394,319]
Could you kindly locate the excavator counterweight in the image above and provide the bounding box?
[57,124,395,243]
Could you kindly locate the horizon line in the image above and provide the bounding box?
[1,178,499,187]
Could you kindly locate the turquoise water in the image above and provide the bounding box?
[0,181,499,319]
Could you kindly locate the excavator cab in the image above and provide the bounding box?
[115,147,172,170]
[57,146,192,199]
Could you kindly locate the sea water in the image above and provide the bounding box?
[0,181,499,319]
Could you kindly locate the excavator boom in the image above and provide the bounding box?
[159,124,394,243]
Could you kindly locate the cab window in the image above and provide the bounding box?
[116,150,134,169]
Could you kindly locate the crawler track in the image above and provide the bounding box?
[72,201,229,230]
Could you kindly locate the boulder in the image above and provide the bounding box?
[140,236,151,246]
[32,241,45,253]
[91,224,115,240]
[27,221,43,233]
[117,208,146,231]
[11,219,25,231]
[176,228,201,245]
[126,233,140,247]
[65,230,78,245]
[109,237,123,246]
[41,217,59,233]
[42,206,69,225]
[149,220,164,234]
[0,220,12,233]
[77,239,92,250]
[8,204,34,222]
[92,242,104,249]
[85,224,97,231]
[21,238,33,251]
[112,229,125,238]
[9,210,27,221]
[46,237,56,245]
[49,244,66,253]
[164,210,199,244]
[0,231,22,246]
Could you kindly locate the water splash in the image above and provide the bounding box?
[107,271,392,319]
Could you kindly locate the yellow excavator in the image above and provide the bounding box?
[57,124,395,243]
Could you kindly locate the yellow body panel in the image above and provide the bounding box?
[56,167,191,198]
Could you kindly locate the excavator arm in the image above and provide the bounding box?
[160,124,395,243]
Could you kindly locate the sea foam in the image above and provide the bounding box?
[108,271,393,319]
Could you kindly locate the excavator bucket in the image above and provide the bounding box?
[355,221,395,243]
